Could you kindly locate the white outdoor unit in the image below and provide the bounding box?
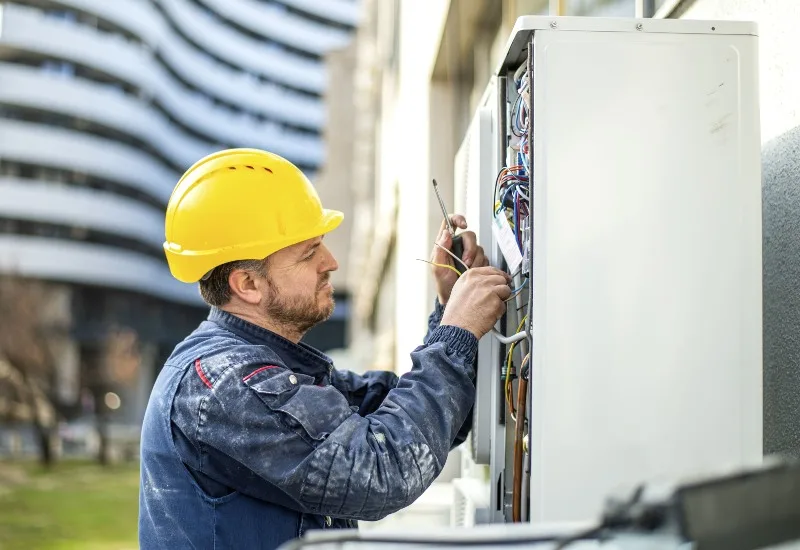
[458,16,763,524]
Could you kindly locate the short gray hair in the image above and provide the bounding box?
[198,259,267,307]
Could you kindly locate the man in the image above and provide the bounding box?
[139,149,511,549]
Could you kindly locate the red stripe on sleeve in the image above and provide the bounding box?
[194,358,213,389]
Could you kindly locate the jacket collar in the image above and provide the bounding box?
[207,307,333,379]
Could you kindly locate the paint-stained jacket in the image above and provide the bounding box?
[138,303,477,550]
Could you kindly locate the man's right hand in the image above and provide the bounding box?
[440,267,512,339]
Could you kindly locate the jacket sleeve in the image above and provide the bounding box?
[424,299,474,449]
[190,325,477,522]
[330,369,399,416]
[423,299,446,345]
[326,299,444,417]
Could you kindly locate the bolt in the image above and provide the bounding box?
[636,23,643,31]
[550,21,557,29]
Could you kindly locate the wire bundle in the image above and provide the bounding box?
[495,72,532,250]
[514,72,532,175]
[494,167,530,249]
[504,68,534,524]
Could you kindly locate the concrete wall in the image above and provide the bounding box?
[677,0,800,457]
[315,43,357,291]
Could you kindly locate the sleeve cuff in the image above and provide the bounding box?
[432,298,445,322]
[427,325,478,364]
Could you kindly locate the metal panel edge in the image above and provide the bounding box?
[495,16,758,75]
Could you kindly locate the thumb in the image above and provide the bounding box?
[432,227,453,265]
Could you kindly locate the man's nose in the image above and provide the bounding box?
[319,243,339,272]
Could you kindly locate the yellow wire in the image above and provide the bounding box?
[506,344,517,422]
[416,259,461,277]
[505,315,528,421]
[434,242,470,272]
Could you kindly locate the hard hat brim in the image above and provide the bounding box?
[165,208,344,284]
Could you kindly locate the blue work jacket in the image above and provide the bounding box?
[138,302,477,549]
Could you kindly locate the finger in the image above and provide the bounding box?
[472,266,513,283]
[459,231,478,266]
[431,227,453,265]
[481,274,511,288]
[494,297,507,319]
[449,214,467,230]
[470,266,499,275]
[494,284,513,300]
[472,246,488,268]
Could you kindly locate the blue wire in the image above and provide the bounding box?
[509,278,529,295]
[519,136,531,174]
[498,181,529,215]
[513,190,521,248]
[511,94,524,137]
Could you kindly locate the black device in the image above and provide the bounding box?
[593,457,800,550]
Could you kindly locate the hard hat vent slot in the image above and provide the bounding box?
[228,167,236,170]
[245,165,255,170]
[263,167,273,174]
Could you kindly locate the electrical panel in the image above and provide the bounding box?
[454,16,762,526]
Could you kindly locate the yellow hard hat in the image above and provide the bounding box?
[163,148,343,283]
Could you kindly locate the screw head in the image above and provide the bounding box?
[636,23,643,30]
[550,21,557,29]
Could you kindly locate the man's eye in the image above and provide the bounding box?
[304,250,317,260]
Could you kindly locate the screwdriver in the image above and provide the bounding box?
[432,179,466,274]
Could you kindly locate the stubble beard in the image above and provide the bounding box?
[264,274,335,336]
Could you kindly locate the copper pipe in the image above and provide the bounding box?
[511,375,528,522]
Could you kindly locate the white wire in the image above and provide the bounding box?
[434,242,469,272]
[491,327,528,345]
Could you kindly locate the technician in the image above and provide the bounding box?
[138,148,511,549]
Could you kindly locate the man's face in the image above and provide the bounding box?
[261,236,338,335]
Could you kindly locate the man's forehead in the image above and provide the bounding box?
[270,236,325,262]
[296,236,324,251]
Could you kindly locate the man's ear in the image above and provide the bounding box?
[228,269,265,305]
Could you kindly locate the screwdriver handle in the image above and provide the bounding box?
[451,234,466,275]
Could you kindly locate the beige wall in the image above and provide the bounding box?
[314,42,358,292]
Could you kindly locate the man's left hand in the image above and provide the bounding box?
[430,214,489,305]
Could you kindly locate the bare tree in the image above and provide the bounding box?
[91,326,140,465]
[0,276,65,466]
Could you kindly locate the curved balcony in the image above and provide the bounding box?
[48,0,326,94]
[0,235,202,306]
[191,0,352,55]
[153,18,325,132]
[0,179,164,249]
[1,3,325,132]
[154,0,326,92]
[0,119,177,205]
[0,63,214,172]
[1,4,324,166]
[273,0,361,27]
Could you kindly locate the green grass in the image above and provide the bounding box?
[0,460,139,550]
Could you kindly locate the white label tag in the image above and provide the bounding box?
[492,214,523,273]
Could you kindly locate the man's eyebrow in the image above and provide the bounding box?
[302,240,322,253]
